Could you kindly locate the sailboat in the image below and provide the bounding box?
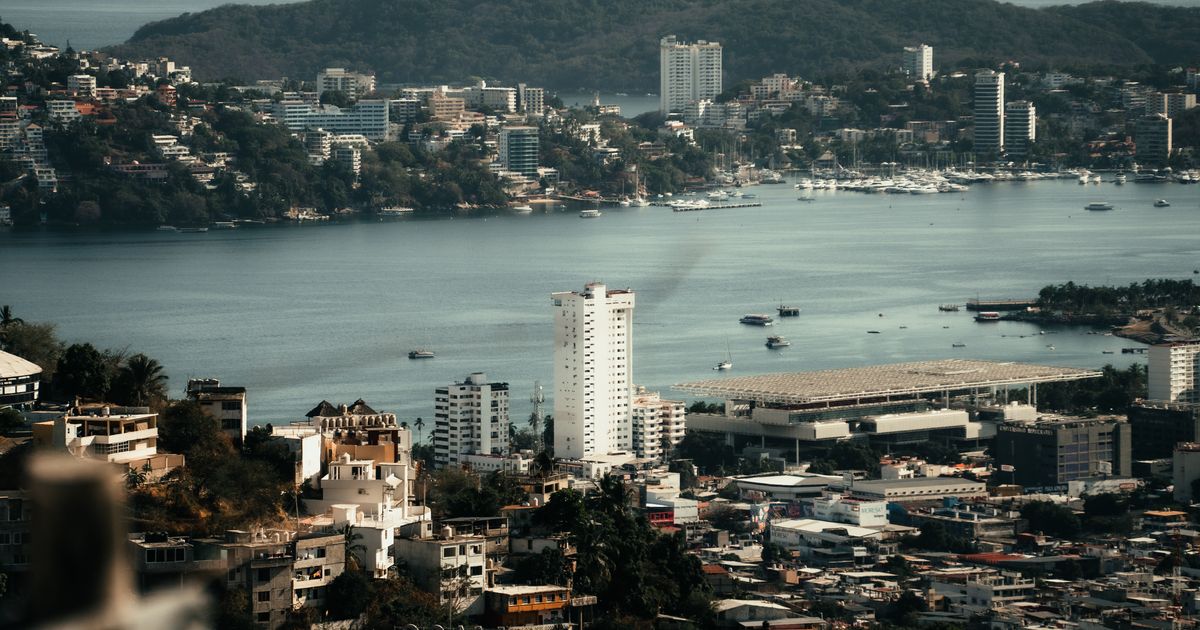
[714,342,732,370]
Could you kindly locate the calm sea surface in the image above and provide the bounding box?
[2,179,1198,426]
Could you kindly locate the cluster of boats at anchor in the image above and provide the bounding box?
[713,306,801,370]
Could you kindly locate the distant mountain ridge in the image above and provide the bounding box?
[108,0,1200,90]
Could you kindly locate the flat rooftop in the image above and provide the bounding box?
[674,359,1101,405]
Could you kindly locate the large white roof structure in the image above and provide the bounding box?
[674,359,1100,405]
[0,350,41,379]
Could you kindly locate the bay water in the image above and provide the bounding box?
[2,179,1197,426]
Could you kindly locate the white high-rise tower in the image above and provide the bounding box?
[659,35,723,115]
[552,283,635,459]
[974,69,1005,156]
[902,44,934,81]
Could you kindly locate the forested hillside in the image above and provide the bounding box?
[109,0,1200,89]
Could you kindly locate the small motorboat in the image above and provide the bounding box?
[766,336,790,349]
[408,349,435,359]
[1154,199,1170,207]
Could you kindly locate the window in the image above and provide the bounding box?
[257,591,270,602]
[221,401,241,411]
[470,565,483,576]
[443,547,456,558]
[257,568,271,582]
[257,613,270,622]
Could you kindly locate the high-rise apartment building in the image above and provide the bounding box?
[1149,339,1200,403]
[1149,92,1197,119]
[630,388,686,461]
[659,35,723,115]
[1136,114,1173,166]
[903,44,934,81]
[973,70,1005,156]
[552,283,635,459]
[434,373,510,469]
[1003,100,1036,159]
[498,126,539,176]
[518,84,545,116]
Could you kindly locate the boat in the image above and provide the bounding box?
[777,305,801,317]
[867,330,881,334]
[618,198,631,207]
[408,349,435,359]
[766,335,790,349]
[379,206,415,217]
[739,314,775,326]
[579,208,602,218]
[974,311,1001,322]
[1154,199,1170,207]
[178,227,209,233]
[1085,201,1114,211]
[1114,174,1127,185]
[156,225,178,232]
[952,343,966,348]
[212,221,237,229]
[511,205,534,214]
[938,304,960,312]
[714,342,732,370]
[633,197,651,207]
[1089,174,1102,184]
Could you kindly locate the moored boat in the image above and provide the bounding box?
[974,311,1001,322]
[739,314,775,326]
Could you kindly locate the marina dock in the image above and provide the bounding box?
[661,202,764,212]
[966,298,1037,311]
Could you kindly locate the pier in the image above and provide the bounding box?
[662,202,764,212]
[966,298,1037,311]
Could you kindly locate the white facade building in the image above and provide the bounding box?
[316,68,376,97]
[973,70,1005,156]
[272,100,389,141]
[659,35,723,115]
[1003,100,1036,159]
[1149,340,1200,403]
[805,493,889,527]
[46,100,80,123]
[1174,443,1200,502]
[552,283,635,459]
[903,44,934,81]
[630,387,685,461]
[67,74,97,98]
[434,373,510,469]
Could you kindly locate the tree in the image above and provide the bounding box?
[0,322,65,383]
[325,570,371,619]
[413,416,425,443]
[113,353,168,406]
[339,523,367,572]
[0,305,23,329]
[1020,501,1081,539]
[54,343,116,401]
[0,408,24,436]
[125,464,149,489]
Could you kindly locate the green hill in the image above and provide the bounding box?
[108,0,1200,90]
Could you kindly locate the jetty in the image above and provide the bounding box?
[663,202,763,212]
[966,298,1037,311]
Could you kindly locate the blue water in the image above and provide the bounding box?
[2,178,1197,425]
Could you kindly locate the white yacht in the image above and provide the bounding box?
[1085,201,1114,211]
[579,208,602,218]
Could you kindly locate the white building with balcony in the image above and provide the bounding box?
[32,408,181,478]
[1150,339,1200,403]
[631,387,685,461]
[434,373,510,469]
[552,283,635,459]
[306,453,429,578]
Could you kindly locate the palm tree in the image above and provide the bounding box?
[0,305,23,329]
[339,523,367,572]
[414,417,425,444]
[118,353,168,406]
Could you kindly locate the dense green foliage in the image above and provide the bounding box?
[110,0,1196,89]
[1020,500,1081,539]
[132,400,293,534]
[537,476,712,621]
[1037,279,1200,315]
[1036,364,1146,414]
